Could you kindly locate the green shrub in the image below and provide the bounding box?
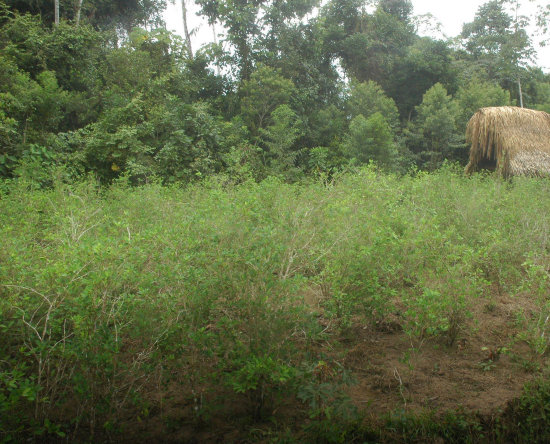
[2,167,550,440]
[499,379,550,442]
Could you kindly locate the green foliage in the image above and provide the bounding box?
[2,168,550,439]
[298,361,360,443]
[347,80,400,129]
[308,146,331,175]
[0,14,106,97]
[461,0,515,59]
[196,0,318,80]
[455,77,511,131]
[404,288,469,346]
[338,5,415,88]
[225,355,296,419]
[343,112,397,169]
[1,0,550,182]
[407,83,464,169]
[515,257,550,355]
[0,109,17,175]
[389,37,458,119]
[385,408,484,443]
[0,364,42,438]
[240,64,296,136]
[306,105,347,154]
[460,0,534,103]
[499,379,550,442]
[0,55,71,176]
[3,0,550,440]
[384,377,550,442]
[260,104,303,180]
[5,0,166,31]
[379,0,413,22]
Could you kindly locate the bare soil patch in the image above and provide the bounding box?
[125,289,546,442]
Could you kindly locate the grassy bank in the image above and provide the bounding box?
[2,166,550,442]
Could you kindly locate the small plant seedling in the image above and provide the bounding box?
[478,360,496,372]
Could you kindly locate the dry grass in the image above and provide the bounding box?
[465,106,550,177]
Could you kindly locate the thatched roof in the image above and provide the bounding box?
[464,106,550,177]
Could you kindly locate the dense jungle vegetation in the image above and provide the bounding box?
[1,0,550,183]
[3,0,550,442]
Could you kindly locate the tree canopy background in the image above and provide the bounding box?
[1,0,549,184]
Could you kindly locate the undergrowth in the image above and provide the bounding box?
[2,165,550,441]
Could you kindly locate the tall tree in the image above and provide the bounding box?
[504,0,533,107]
[6,0,167,31]
[240,64,296,135]
[181,0,193,59]
[460,0,534,106]
[343,112,397,169]
[260,104,303,179]
[535,3,550,46]
[455,78,511,131]
[195,0,318,81]
[321,0,414,93]
[406,83,462,169]
[75,0,84,26]
[379,0,413,22]
[346,80,400,129]
[388,37,457,120]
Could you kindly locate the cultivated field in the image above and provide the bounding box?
[2,166,550,442]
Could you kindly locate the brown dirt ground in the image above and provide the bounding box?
[126,287,547,442]
[342,290,545,418]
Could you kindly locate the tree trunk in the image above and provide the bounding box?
[212,21,218,46]
[76,0,83,26]
[212,21,221,76]
[54,0,59,26]
[517,77,524,108]
[181,0,193,59]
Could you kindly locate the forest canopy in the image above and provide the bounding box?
[1,0,550,185]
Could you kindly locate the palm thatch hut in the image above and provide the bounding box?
[464,106,550,177]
